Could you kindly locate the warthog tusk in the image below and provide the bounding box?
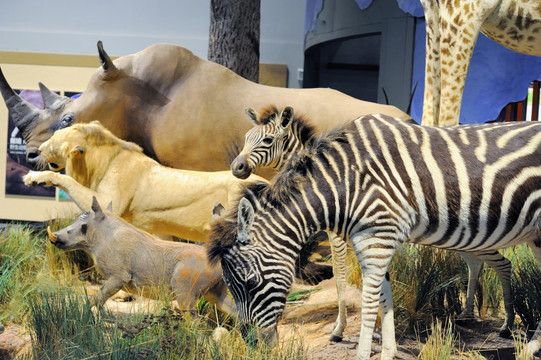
[47,226,57,243]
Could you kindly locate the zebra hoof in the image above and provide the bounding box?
[330,334,342,343]
[499,327,512,339]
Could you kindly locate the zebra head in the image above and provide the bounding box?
[208,195,296,347]
[231,106,295,179]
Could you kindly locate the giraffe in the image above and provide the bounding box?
[420,0,541,126]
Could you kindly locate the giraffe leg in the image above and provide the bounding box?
[524,240,541,357]
[350,234,397,360]
[436,0,499,126]
[420,0,441,126]
[328,232,348,342]
[472,250,513,338]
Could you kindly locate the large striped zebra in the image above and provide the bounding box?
[209,113,541,360]
[231,105,515,338]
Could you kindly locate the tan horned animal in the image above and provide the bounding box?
[24,121,267,242]
[0,42,410,169]
[420,0,541,126]
[47,196,236,316]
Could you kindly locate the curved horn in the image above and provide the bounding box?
[47,225,58,243]
[0,66,41,136]
[39,82,63,110]
[97,40,118,75]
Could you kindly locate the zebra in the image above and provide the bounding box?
[231,105,515,338]
[232,105,349,341]
[209,113,541,360]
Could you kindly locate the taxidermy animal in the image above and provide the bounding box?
[230,105,515,340]
[0,41,410,172]
[24,121,266,242]
[209,114,541,359]
[48,196,236,316]
[420,0,541,126]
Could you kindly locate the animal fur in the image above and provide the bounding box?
[49,196,236,316]
[23,121,267,242]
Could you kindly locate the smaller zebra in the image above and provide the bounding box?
[232,106,349,341]
[231,105,514,338]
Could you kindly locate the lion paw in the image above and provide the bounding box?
[23,170,55,187]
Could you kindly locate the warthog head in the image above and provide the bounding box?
[48,196,110,250]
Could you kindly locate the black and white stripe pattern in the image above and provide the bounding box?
[210,114,541,359]
[230,106,314,179]
[232,106,516,339]
[231,106,349,341]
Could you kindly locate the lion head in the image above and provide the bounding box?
[38,121,143,187]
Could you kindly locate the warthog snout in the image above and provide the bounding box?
[231,155,252,179]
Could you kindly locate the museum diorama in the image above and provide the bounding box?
[0,1,540,359]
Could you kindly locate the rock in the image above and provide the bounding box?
[212,326,229,343]
[0,325,31,359]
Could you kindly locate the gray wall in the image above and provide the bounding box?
[0,0,306,88]
[304,0,415,112]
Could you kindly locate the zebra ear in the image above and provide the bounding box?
[280,106,294,129]
[245,108,260,126]
[237,197,254,245]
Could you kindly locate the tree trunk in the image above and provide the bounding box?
[208,0,260,83]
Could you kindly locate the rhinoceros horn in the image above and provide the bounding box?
[39,82,64,110]
[97,40,118,76]
[0,66,41,138]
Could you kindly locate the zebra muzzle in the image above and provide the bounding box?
[47,226,58,243]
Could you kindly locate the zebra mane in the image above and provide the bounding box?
[258,105,316,146]
[268,123,353,206]
[207,123,353,263]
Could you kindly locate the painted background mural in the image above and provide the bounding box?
[5,90,54,197]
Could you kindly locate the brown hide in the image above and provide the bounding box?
[0,42,411,173]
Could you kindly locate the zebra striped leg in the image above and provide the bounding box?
[328,232,348,342]
[379,271,397,359]
[352,236,397,360]
[457,252,483,321]
[525,240,541,357]
[458,251,514,338]
[473,250,513,338]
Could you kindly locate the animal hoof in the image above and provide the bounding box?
[330,334,342,342]
[499,327,512,339]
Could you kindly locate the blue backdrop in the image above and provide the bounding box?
[305,0,541,124]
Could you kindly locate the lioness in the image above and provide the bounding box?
[24,121,267,242]
[48,196,236,316]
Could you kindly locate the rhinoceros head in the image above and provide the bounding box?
[0,41,118,167]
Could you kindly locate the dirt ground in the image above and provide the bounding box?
[279,278,521,360]
[0,278,538,360]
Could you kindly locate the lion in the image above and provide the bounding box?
[23,121,268,243]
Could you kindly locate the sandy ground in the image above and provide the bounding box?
[0,278,538,360]
[279,279,521,359]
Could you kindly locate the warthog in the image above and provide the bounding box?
[48,196,236,317]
